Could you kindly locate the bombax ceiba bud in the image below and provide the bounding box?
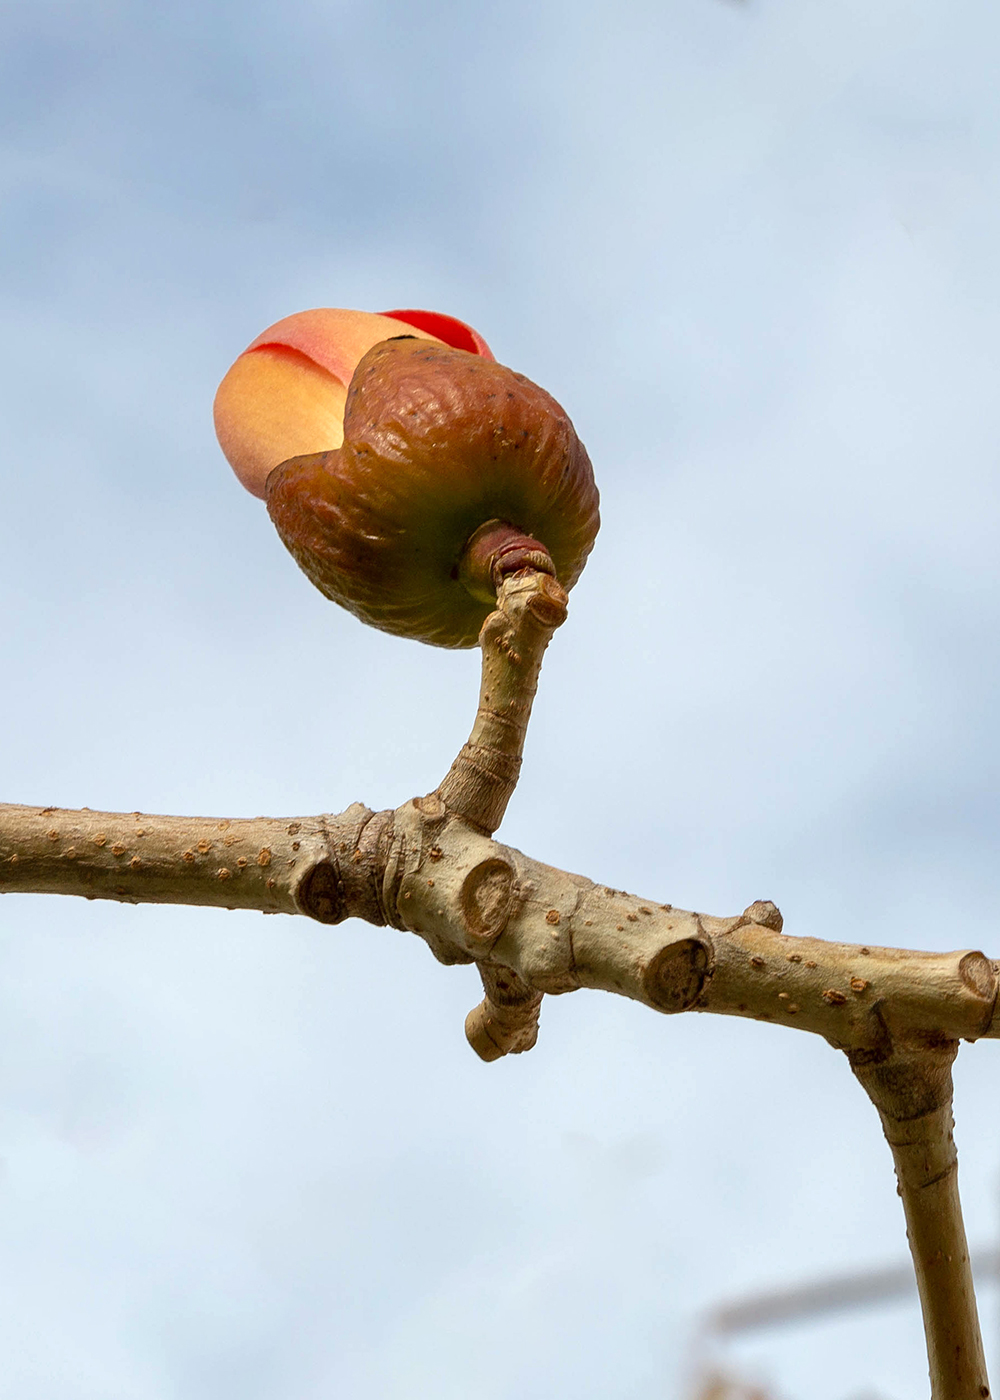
[214,307,600,647]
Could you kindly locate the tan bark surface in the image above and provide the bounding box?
[852,1046,989,1400]
[3,796,997,1052]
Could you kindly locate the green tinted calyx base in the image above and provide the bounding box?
[457,520,556,606]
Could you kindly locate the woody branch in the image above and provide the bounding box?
[2,791,997,1050]
[0,569,995,1399]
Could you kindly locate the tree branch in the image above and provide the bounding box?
[4,574,997,1396]
[3,797,997,1053]
[0,801,388,926]
[851,1043,989,1400]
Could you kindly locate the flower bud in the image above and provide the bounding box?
[215,307,598,648]
[266,337,600,648]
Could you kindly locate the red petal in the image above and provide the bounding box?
[379,309,494,360]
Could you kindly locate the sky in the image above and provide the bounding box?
[2,0,1000,1396]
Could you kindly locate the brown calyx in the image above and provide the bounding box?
[265,337,599,648]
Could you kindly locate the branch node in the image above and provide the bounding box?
[295,804,392,927]
[742,899,783,932]
[642,938,711,1012]
[465,964,543,1062]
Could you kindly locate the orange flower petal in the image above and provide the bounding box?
[216,308,489,498]
[245,308,445,383]
[213,346,348,499]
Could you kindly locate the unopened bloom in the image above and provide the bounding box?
[214,307,598,647]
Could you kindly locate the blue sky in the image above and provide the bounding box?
[2,1,1000,1396]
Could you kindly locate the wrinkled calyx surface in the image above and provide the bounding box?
[265,338,600,648]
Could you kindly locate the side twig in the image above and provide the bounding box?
[851,1042,990,1400]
